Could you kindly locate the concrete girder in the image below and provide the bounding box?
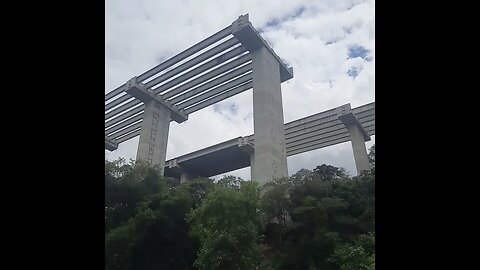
[105,25,233,102]
[105,53,251,125]
[116,128,142,144]
[168,59,252,105]
[110,122,142,140]
[184,81,253,114]
[105,114,143,136]
[105,42,246,114]
[178,71,252,110]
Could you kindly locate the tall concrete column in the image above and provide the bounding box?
[250,152,255,181]
[126,77,188,176]
[136,100,171,175]
[337,104,371,175]
[250,47,288,185]
[230,14,293,185]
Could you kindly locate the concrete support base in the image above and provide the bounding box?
[180,171,197,183]
[250,46,288,185]
[136,100,171,176]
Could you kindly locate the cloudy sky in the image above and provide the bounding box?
[105,0,375,179]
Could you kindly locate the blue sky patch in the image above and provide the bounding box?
[348,45,370,60]
[347,66,360,78]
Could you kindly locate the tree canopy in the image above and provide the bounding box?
[105,145,375,269]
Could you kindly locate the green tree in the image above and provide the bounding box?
[291,168,313,186]
[261,177,292,227]
[217,175,243,189]
[188,181,263,270]
[105,159,375,270]
[313,164,349,181]
[105,177,216,270]
[105,159,166,234]
[328,236,375,270]
[105,159,216,270]
[263,164,375,270]
[328,244,371,270]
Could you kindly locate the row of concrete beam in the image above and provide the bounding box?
[105,14,292,147]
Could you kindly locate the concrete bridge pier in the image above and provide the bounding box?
[126,77,188,176]
[337,104,371,175]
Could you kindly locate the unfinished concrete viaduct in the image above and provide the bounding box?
[105,14,374,185]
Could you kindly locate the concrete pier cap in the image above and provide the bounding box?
[125,77,188,123]
[337,104,370,142]
[105,136,118,151]
[231,14,294,83]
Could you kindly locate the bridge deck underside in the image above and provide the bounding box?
[165,145,252,178]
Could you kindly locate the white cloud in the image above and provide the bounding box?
[106,0,375,179]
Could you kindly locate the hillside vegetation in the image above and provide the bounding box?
[105,145,375,270]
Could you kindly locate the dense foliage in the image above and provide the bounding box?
[105,145,375,269]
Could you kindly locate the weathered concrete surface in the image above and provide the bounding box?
[250,46,288,185]
[136,100,171,175]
